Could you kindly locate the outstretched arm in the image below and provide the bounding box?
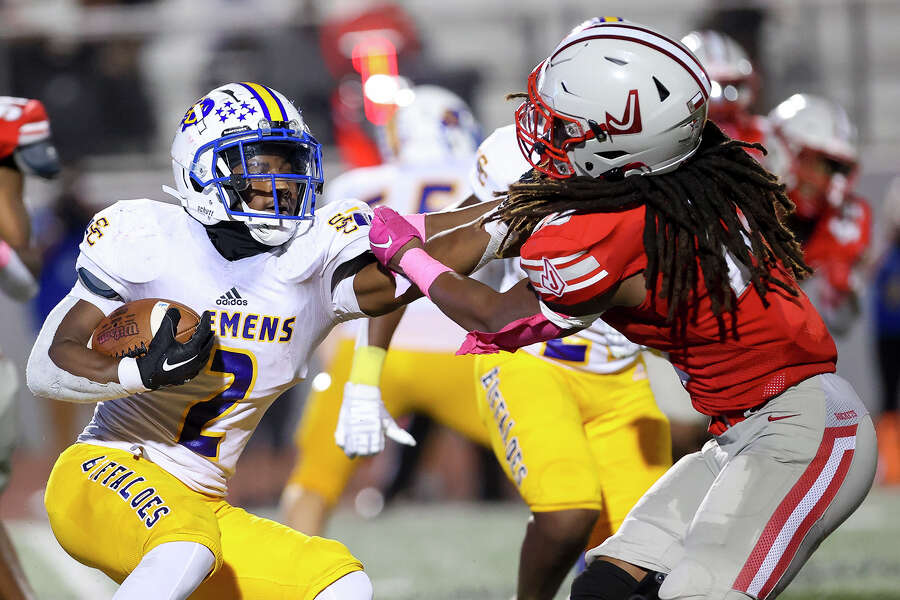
[352,200,503,316]
[360,206,648,354]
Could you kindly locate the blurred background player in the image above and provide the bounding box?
[768,93,872,335]
[873,176,900,485]
[467,117,672,600]
[0,95,60,600]
[680,30,768,150]
[281,84,494,535]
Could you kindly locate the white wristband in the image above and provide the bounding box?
[118,357,148,394]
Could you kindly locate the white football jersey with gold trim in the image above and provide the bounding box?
[71,197,373,496]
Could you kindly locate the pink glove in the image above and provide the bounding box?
[456,314,566,355]
[369,206,424,267]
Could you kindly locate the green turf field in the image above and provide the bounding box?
[9,487,900,599]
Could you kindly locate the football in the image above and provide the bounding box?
[89,298,201,358]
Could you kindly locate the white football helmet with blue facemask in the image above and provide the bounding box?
[168,82,324,246]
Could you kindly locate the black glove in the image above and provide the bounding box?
[136,308,214,389]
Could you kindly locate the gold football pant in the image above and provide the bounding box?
[45,443,362,599]
[288,339,489,505]
[475,351,672,547]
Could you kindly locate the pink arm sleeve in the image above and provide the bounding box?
[456,313,566,355]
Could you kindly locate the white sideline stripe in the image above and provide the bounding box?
[747,435,856,596]
[10,520,118,598]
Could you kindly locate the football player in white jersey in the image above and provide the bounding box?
[25,82,493,600]
[0,94,59,600]
[281,85,494,535]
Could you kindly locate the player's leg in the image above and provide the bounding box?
[379,349,486,502]
[112,541,214,600]
[313,571,373,600]
[404,351,489,447]
[658,374,875,600]
[44,444,224,593]
[577,441,720,599]
[191,501,369,600]
[282,340,358,535]
[0,522,35,600]
[0,358,36,600]
[475,352,603,600]
[580,358,672,549]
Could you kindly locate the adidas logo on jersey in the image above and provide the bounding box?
[216,287,248,306]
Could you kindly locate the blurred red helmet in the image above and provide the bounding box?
[0,97,61,178]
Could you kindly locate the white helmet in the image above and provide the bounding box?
[380,84,481,164]
[515,18,710,179]
[169,82,324,246]
[680,30,755,113]
[768,93,858,165]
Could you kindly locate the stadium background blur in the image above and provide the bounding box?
[1,1,899,598]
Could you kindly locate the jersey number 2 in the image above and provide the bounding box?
[177,348,256,459]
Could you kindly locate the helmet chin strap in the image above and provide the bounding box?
[239,201,309,246]
[165,182,309,247]
[246,220,298,246]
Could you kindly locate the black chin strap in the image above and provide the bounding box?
[205,220,274,261]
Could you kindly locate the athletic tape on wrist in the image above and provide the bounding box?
[118,357,149,394]
[398,248,453,299]
[348,345,387,387]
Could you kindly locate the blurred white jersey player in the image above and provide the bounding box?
[468,122,672,599]
[282,85,492,535]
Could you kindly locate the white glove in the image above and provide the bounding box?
[334,382,416,458]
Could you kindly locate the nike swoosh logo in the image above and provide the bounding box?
[162,357,193,372]
[371,236,393,249]
[768,413,801,422]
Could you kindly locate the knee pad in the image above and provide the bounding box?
[657,558,713,600]
[570,559,665,600]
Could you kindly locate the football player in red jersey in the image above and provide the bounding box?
[0,95,60,600]
[768,94,871,335]
[366,20,876,600]
[680,30,770,156]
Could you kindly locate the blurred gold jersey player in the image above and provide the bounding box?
[282,86,491,534]
[24,82,447,600]
[470,124,672,600]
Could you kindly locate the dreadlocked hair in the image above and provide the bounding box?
[487,121,810,338]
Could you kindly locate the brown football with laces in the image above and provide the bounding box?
[89,298,201,358]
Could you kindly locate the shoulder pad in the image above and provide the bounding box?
[469,125,531,202]
[520,208,646,306]
[277,199,372,282]
[79,199,175,284]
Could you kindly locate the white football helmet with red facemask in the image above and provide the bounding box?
[515,18,711,179]
[681,30,756,123]
[768,94,858,215]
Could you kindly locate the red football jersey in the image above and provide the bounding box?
[519,207,837,415]
[715,114,769,161]
[802,194,871,297]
